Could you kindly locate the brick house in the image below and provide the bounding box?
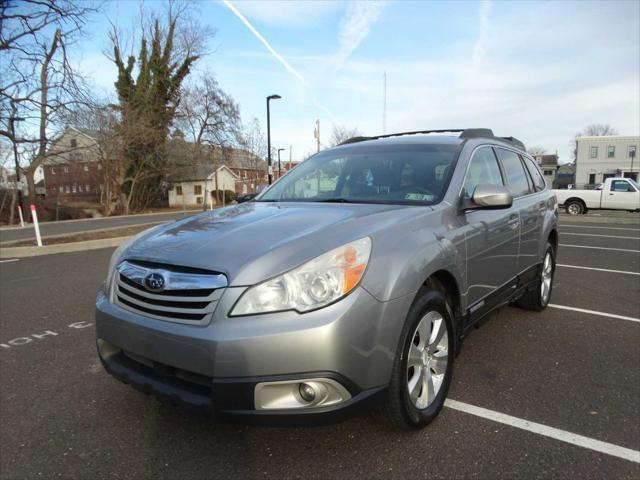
[43,127,104,202]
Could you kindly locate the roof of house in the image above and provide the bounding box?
[535,154,558,167]
[167,165,239,183]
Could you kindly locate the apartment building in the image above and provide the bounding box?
[575,135,638,186]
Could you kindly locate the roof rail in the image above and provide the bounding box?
[338,128,526,151]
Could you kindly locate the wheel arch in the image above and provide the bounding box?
[564,197,586,207]
[422,269,463,354]
[548,228,559,254]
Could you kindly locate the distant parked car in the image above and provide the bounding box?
[96,128,558,429]
[553,177,640,214]
[236,193,257,203]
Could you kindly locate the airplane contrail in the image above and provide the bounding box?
[222,0,307,85]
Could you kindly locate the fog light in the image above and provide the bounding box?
[298,383,316,403]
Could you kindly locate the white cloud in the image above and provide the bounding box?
[471,0,492,72]
[333,1,386,71]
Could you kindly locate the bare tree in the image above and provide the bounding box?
[329,125,361,147]
[0,0,97,208]
[570,124,618,162]
[527,146,547,157]
[237,118,267,190]
[176,73,240,146]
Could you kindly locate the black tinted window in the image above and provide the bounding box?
[523,157,546,190]
[462,147,504,197]
[497,148,531,197]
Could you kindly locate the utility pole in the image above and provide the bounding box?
[314,119,320,153]
[266,94,282,185]
[630,149,636,179]
[277,148,285,178]
[383,71,387,134]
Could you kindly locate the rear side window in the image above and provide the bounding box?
[523,157,546,191]
[462,147,504,198]
[496,148,531,197]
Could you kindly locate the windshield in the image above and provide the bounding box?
[257,143,460,205]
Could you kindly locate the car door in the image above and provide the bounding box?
[500,150,545,274]
[601,179,640,209]
[462,146,520,311]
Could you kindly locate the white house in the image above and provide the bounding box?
[576,135,639,186]
[533,153,559,187]
[168,165,239,208]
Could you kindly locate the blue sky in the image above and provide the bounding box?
[77,0,639,163]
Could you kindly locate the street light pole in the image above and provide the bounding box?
[277,148,285,178]
[266,94,281,185]
[630,149,636,180]
[8,112,26,220]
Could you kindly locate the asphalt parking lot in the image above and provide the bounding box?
[1,219,639,479]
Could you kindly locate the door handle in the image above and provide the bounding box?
[507,214,519,229]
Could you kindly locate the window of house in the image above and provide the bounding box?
[176,185,183,195]
[97,163,102,170]
[83,165,89,172]
[70,139,77,148]
[607,146,615,158]
[630,145,637,158]
[588,173,596,184]
[65,185,70,193]
[86,184,91,192]
[59,185,64,193]
[78,184,83,192]
[63,166,69,173]
[590,146,598,158]
[51,167,56,175]
[544,170,553,176]
[462,147,504,198]
[194,185,202,195]
[71,185,76,193]
[496,148,532,197]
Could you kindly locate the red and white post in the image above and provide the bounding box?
[17,205,25,228]
[30,204,42,247]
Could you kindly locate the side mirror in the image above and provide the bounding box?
[463,184,513,210]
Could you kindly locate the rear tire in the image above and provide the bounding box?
[515,242,555,311]
[380,286,455,430]
[565,200,585,215]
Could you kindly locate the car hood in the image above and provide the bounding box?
[121,201,428,286]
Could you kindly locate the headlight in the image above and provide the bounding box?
[230,237,372,316]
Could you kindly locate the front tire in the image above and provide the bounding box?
[515,242,555,311]
[565,200,585,215]
[380,286,455,430]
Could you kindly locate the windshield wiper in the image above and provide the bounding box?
[313,198,357,203]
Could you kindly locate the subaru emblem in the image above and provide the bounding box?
[144,272,166,292]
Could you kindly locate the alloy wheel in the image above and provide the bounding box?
[406,311,449,409]
[540,252,553,304]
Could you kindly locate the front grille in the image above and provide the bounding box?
[113,260,227,325]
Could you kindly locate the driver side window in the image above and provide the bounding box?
[463,147,504,198]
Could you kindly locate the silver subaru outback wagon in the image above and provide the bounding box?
[96,128,558,429]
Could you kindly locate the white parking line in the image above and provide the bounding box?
[560,225,640,232]
[557,264,640,276]
[0,258,20,264]
[562,232,640,240]
[548,304,640,324]
[445,399,640,463]
[560,244,640,253]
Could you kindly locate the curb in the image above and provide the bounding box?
[0,221,164,247]
[559,215,640,226]
[0,209,201,231]
[0,236,129,258]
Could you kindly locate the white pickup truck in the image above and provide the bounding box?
[553,177,640,215]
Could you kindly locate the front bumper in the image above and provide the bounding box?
[95,286,413,423]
